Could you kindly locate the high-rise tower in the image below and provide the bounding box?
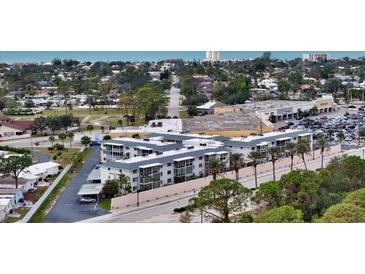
[205,51,220,62]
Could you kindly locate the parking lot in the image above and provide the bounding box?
[275,106,365,147]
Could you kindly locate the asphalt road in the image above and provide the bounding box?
[33,151,51,163]
[45,147,107,223]
[83,147,365,223]
[167,75,180,118]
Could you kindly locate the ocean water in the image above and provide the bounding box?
[1,51,365,64]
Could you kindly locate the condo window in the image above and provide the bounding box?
[199,156,203,160]
[133,169,137,174]
[167,162,172,166]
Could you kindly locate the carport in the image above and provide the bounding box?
[77,184,103,200]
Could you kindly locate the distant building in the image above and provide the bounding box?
[303,53,330,62]
[206,51,220,62]
[196,101,226,115]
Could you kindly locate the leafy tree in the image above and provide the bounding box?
[279,170,323,222]
[102,179,120,198]
[320,203,365,223]
[81,136,91,148]
[58,133,67,146]
[58,114,73,132]
[0,155,32,189]
[327,155,365,191]
[267,146,280,180]
[45,101,53,110]
[343,188,365,209]
[285,142,296,171]
[47,116,62,134]
[0,98,7,111]
[187,105,197,117]
[296,139,310,170]
[32,116,48,134]
[24,100,34,108]
[86,124,94,134]
[278,79,291,95]
[188,179,251,223]
[229,153,244,181]
[67,132,74,148]
[207,159,224,180]
[254,206,304,223]
[248,151,261,189]
[253,180,283,209]
[103,135,111,141]
[49,136,55,147]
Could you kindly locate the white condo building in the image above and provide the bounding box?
[100,145,229,192]
[206,51,220,62]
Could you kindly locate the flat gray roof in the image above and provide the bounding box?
[77,184,103,196]
[225,129,311,148]
[102,138,183,151]
[103,146,228,170]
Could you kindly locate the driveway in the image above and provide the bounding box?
[45,147,107,223]
[34,151,51,163]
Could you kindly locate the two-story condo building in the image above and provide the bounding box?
[100,146,229,192]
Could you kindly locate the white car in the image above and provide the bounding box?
[345,137,353,141]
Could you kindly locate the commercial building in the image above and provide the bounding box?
[196,101,226,115]
[100,146,229,192]
[100,137,183,163]
[213,95,336,123]
[303,53,330,62]
[0,119,33,141]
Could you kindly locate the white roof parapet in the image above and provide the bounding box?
[173,156,195,161]
[139,163,163,169]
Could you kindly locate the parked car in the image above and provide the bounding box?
[80,197,97,204]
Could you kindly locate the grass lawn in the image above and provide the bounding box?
[98,199,111,211]
[179,110,188,119]
[33,147,80,168]
[3,208,30,223]
[29,148,91,223]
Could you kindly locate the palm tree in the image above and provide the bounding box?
[267,146,280,180]
[67,132,74,148]
[296,139,310,170]
[248,151,261,189]
[208,159,224,180]
[285,142,296,171]
[49,136,55,148]
[229,153,244,181]
[317,137,326,169]
[337,131,345,144]
[58,133,67,146]
[86,124,94,134]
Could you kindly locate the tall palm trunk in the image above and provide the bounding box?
[290,155,294,171]
[301,154,307,170]
[321,150,324,169]
[254,165,258,189]
[272,161,276,180]
[15,177,18,189]
[235,169,239,181]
